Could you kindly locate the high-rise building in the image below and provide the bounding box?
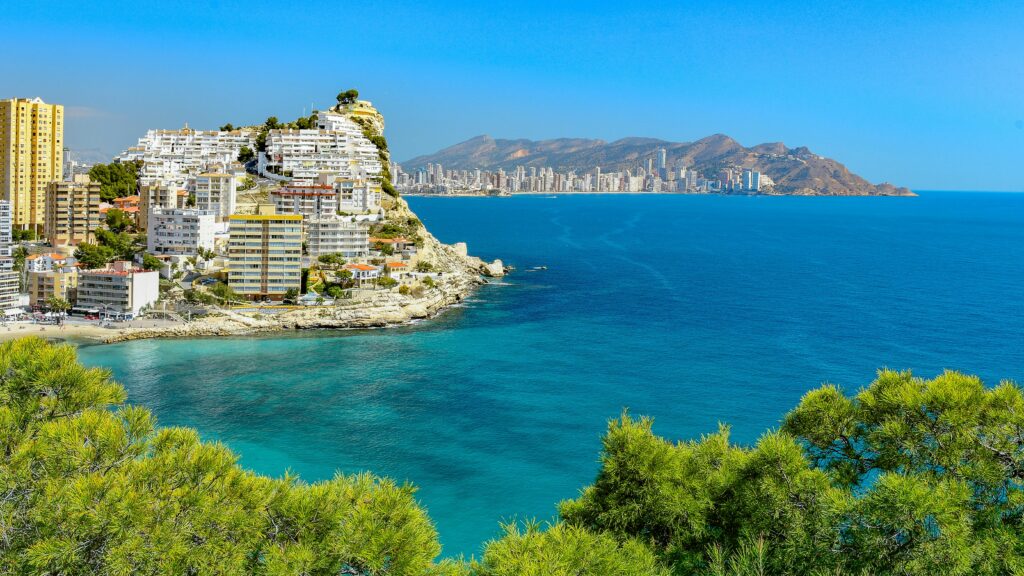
[45,174,102,246]
[0,97,64,231]
[227,205,302,300]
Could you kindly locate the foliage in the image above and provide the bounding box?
[317,253,347,268]
[219,123,235,131]
[375,277,398,289]
[560,370,1024,576]
[471,521,667,576]
[237,145,255,164]
[11,245,28,272]
[105,208,134,233]
[12,228,36,242]
[95,228,144,261]
[416,261,435,273]
[0,337,447,575]
[239,175,257,191]
[141,253,164,271]
[422,276,436,289]
[283,287,299,303]
[398,285,411,296]
[73,242,115,269]
[337,88,360,105]
[88,161,140,202]
[45,296,71,313]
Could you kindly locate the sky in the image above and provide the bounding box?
[1,0,1021,191]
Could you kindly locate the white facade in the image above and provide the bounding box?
[25,253,72,273]
[118,127,255,188]
[195,172,237,221]
[147,208,215,256]
[271,184,338,217]
[260,111,382,183]
[76,261,160,317]
[305,216,370,258]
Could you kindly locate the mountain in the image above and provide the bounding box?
[401,134,914,196]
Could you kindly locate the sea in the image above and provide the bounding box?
[76,191,1024,558]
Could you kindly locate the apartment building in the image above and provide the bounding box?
[305,216,369,258]
[147,208,215,256]
[118,127,254,187]
[75,260,159,317]
[270,183,337,217]
[194,172,237,221]
[260,111,382,182]
[28,265,78,308]
[139,180,187,232]
[45,174,102,246]
[0,97,63,230]
[227,205,302,300]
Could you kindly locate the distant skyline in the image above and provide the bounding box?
[1,0,1022,191]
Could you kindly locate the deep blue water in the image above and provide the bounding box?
[77,192,1024,558]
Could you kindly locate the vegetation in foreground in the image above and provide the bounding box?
[1,337,1021,575]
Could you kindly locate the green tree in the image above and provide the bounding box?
[336,88,360,105]
[141,253,164,271]
[45,296,71,313]
[105,207,134,233]
[0,337,448,576]
[283,287,299,303]
[88,161,140,202]
[220,122,235,131]
[238,145,255,163]
[416,261,435,273]
[95,228,142,261]
[73,242,115,269]
[472,522,667,576]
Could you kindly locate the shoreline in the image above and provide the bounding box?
[99,272,486,344]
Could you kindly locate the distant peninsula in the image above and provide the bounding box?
[399,134,914,196]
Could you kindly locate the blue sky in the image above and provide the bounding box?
[1,0,1021,190]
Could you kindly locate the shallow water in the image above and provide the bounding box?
[78,192,1024,557]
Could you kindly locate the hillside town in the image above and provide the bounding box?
[0,92,499,340]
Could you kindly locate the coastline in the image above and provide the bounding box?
[97,196,500,345]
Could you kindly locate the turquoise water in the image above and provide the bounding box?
[77,192,1024,557]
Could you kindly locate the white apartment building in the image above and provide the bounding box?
[305,216,370,258]
[271,183,338,217]
[75,261,159,317]
[118,127,255,187]
[318,173,381,213]
[260,111,381,183]
[147,208,215,256]
[195,172,237,221]
[25,252,73,273]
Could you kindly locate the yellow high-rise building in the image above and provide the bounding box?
[0,97,64,231]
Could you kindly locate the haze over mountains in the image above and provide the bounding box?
[402,134,914,196]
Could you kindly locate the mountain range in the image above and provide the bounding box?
[401,134,913,196]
